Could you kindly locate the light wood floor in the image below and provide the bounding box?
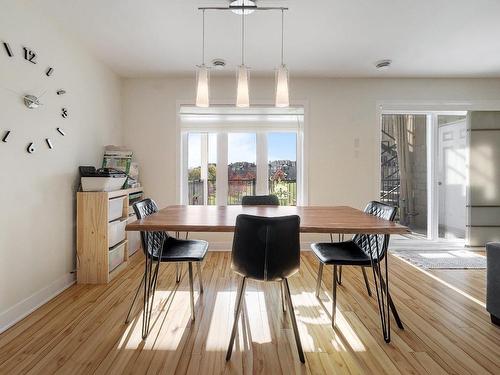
[0,251,498,374]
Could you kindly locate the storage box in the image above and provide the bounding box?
[108,196,126,222]
[109,241,126,272]
[108,218,127,248]
[81,176,127,192]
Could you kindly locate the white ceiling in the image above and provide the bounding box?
[35,0,500,78]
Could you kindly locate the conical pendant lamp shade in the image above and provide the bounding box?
[275,64,289,107]
[236,65,250,107]
[196,65,210,107]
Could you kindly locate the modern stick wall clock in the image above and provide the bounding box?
[1,41,68,154]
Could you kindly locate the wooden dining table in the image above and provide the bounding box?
[125,205,409,235]
[126,204,409,343]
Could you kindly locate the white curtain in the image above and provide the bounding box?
[391,115,415,226]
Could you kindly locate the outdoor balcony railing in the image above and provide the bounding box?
[188,179,297,206]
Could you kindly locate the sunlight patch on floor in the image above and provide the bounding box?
[118,290,190,351]
[418,250,485,259]
[291,290,366,352]
[395,256,486,308]
[242,288,273,344]
[206,290,237,350]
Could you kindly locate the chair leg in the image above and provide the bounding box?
[284,278,305,363]
[188,262,195,321]
[226,277,247,361]
[125,273,145,323]
[142,255,160,339]
[361,267,372,297]
[141,258,151,339]
[281,280,287,313]
[196,262,204,294]
[176,263,182,283]
[332,265,338,328]
[315,262,324,298]
[379,274,404,329]
[337,266,342,285]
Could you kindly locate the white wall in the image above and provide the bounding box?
[122,76,500,245]
[0,1,122,330]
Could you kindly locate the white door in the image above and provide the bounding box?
[437,117,467,239]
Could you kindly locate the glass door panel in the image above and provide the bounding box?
[227,133,256,204]
[268,132,297,205]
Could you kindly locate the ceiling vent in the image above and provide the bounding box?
[211,58,227,69]
[375,59,392,70]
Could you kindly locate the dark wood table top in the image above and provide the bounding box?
[126,205,409,234]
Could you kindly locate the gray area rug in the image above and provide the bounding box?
[391,249,486,269]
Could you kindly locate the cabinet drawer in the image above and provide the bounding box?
[108,196,126,222]
[108,218,127,248]
[109,241,126,272]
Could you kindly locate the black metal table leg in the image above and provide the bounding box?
[368,235,391,342]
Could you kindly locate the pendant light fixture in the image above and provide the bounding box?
[236,4,250,107]
[196,10,209,107]
[275,9,289,107]
[196,4,290,108]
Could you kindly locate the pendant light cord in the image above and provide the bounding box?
[281,9,284,66]
[202,9,205,65]
[241,7,245,65]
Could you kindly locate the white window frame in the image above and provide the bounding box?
[177,102,308,206]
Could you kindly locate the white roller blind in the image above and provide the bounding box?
[179,105,304,132]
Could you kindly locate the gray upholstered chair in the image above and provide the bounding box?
[486,242,500,325]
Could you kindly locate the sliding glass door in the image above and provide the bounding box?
[380,111,468,240]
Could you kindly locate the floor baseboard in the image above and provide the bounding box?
[0,272,76,334]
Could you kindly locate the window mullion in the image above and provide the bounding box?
[256,131,268,195]
[216,132,228,206]
[200,133,208,205]
[181,132,188,205]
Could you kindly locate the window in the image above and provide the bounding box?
[228,133,256,204]
[180,106,305,206]
[268,132,297,205]
[187,133,203,205]
[186,133,217,205]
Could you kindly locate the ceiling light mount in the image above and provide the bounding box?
[198,2,287,12]
[230,0,256,15]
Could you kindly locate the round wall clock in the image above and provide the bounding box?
[1,41,68,154]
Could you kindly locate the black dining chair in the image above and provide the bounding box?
[241,194,280,206]
[311,201,404,342]
[124,198,208,339]
[242,193,291,311]
[226,214,305,363]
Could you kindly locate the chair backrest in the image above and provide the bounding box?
[132,198,166,259]
[241,194,280,206]
[133,198,159,219]
[231,214,300,281]
[353,201,397,262]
